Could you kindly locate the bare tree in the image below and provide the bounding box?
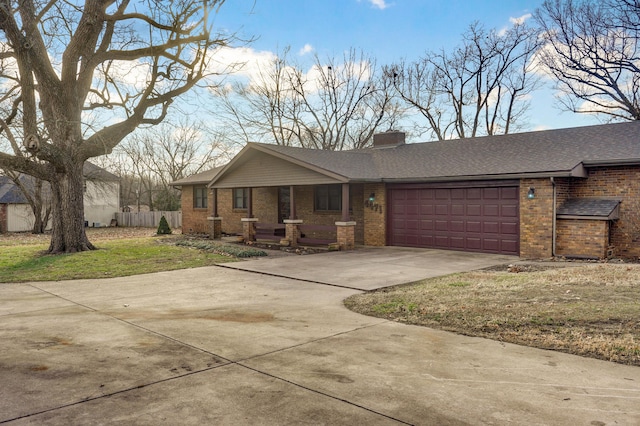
[0,1,237,253]
[214,48,403,150]
[388,21,540,140]
[535,0,640,120]
[112,119,228,211]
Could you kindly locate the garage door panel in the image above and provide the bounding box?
[467,188,482,199]
[483,188,500,199]
[389,184,519,255]
[501,187,519,199]
[435,204,448,215]
[483,239,500,252]
[483,204,499,216]
[501,205,518,217]
[451,188,465,199]
[467,204,482,216]
[420,189,435,200]
[501,222,518,235]
[450,237,465,249]
[466,221,482,233]
[420,204,435,215]
[450,221,465,232]
[420,219,434,230]
[406,219,419,230]
[435,189,450,199]
[483,222,499,233]
[501,239,518,253]
[434,236,450,247]
[435,220,448,231]
[466,237,482,250]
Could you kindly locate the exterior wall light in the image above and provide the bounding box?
[368,192,376,202]
[527,187,535,199]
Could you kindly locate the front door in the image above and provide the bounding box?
[278,186,290,223]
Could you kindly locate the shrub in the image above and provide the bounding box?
[157,216,172,235]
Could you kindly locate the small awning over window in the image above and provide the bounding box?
[557,198,620,220]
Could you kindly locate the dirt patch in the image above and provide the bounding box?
[345,263,640,366]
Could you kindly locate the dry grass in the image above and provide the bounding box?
[344,263,640,366]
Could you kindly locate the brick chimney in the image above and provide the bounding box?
[373,131,405,148]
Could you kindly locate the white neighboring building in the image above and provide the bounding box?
[0,162,120,232]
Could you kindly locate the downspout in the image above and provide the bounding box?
[551,177,556,257]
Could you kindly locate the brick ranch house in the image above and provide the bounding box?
[171,121,640,259]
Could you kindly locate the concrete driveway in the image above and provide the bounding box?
[223,246,518,290]
[1,249,639,425]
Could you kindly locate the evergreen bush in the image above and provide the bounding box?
[157,215,172,235]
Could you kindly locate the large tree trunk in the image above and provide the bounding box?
[47,163,95,254]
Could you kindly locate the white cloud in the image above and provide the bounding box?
[369,0,389,9]
[206,46,278,82]
[498,13,533,36]
[510,13,532,25]
[299,44,314,56]
[358,0,389,10]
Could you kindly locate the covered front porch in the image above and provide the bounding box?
[207,184,364,250]
[203,142,388,250]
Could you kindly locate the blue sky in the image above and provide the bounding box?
[212,0,601,137]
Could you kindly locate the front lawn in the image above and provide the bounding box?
[345,263,640,366]
[0,237,237,283]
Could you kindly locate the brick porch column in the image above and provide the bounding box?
[207,216,222,239]
[284,219,303,247]
[241,217,259,242]
[336,221,356,250]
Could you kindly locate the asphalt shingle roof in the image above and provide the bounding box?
[170,166,224,186]
[0,176,29,203]
[249,121,640,181]
[557,198,621,218]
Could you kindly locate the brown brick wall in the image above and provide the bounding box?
[216,187,278,235]
[183,185,364,244]
[519,167,640,259]
[565,166,640,258]
[291,185,364,245]
[181,185,213,234]
[520,178,554,259]
[363,182,387,246]
[556,219,609,258]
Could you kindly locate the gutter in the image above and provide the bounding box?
[582,158,640,167]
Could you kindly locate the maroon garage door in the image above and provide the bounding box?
[388,183,519,255]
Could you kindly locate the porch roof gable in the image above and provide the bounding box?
[209,143,353,188]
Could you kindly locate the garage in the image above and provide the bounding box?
[388,182,519,255]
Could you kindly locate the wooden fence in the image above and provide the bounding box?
[114,211,182,229]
